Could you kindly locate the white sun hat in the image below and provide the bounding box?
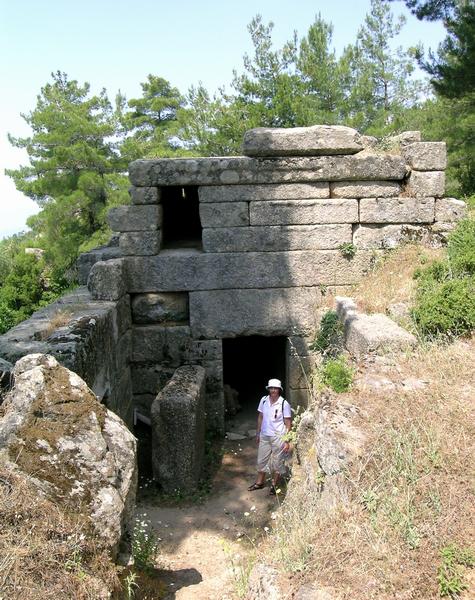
[266,378,283,390]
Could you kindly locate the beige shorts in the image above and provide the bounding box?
[257,434,287,475]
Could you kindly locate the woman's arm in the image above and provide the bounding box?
[256,412,263,444]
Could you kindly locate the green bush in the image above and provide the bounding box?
[438,544,475,597]
[321,356,354,393]
[447,218,475,277]
[311,310,343,357]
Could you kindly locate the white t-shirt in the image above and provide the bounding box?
[258,395,292,437]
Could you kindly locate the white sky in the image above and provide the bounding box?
[0,0,446,239]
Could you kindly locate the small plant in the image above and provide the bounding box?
[220,539,255,598]
[124,570,139,599]
[437,544,475,597]
[339,242,357,258]
[311,310,343,357]
[320,356,353,392]
[132,517,160,570]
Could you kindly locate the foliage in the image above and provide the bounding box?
[311,310,344,357]
[339,242,357,258]
[437,543,475,597]
[320,356,354,393]
[131,517,160,570]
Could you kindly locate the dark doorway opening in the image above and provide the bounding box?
[222,336,286,413]
[162,186,202,249]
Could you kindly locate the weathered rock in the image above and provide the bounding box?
[359,197,435,223]
[294,584,340,600]
[288,387,310,409]
[131,364,175,396]
[330,180,401,198]
[226,432,246,441]
[107,205,162,232]
[0,357,13,401]
[402,142,447,170]
[288,354,320,389]
[387,302,411,321]
[353,223,429,249]
[131,325,191,364]
[202,224,352,252]
[151,365,206,493]
[405,171,445,197]
[76,238,122,285]
[129,185,161,205]
[88,258,127,301]
[247,563,283,600]
[0,354,137,558]
[242,125,364,156]
[129,154,407,187]
[119,231,162,256]
[389,131,422,146]
[199,202,249,227]
[126,250,380,293]
[199,182,330,202]
[250,199,358,225]
[131,292,189,324]
[435,197,467,222]
[189,287,323,338]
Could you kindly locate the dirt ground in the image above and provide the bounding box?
[136,407,282,599]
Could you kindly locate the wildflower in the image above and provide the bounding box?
[244,512,250,517]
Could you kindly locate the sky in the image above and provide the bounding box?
[0,0,447,240]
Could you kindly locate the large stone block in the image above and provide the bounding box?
[131,364,175,396]
[288,354,319,389]
[330,181,401,198]
[129,154,407,187]
[119,231,162,256]
[126,250,380,293]
[435,197,467,222]
[405,171,445,197]
[131,325,191,364]
[199,202,249,227]
[402,142,447,171]
[131,292,189,324]
[242,125,364,156]
[187,340,222,362]
[359,197,435,223]
[344,313,417,358]
[151,365,206,493]
[88,259,127,301]
[189,287,323,338]
[353,224,428,249]
[202,224,352,252]
[107,205,162,232]
[129,186,161,205]
[288,388,310,410]
[199,183,330,202]
[250,199,358,225]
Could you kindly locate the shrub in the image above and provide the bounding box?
[321,356,353,393]
[447,218,475,277]
[311,310,343,357]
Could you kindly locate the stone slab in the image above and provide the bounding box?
[129,154,407,187]
[107,205,162,232]
[435,197,467,222]
[405,171,445,197]
[199,183,330,202]
[250,199,358,225]
[189,287,323,338]
[202,224,352,252]
[129,186,161,205]
[131,292,188,324]
[402,142,447,171]
[88,259,127,301]
[330,181,401,198]
[359,197,435,223]
[131,325,192,364]
[353,224,428,249]
[126,250,380,293]
[242,125,364,156]
[119,231,162,256]
[199,202,249,227]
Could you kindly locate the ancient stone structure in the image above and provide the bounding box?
[0,125,466,489]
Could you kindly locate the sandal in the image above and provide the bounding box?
[248,482,265,491]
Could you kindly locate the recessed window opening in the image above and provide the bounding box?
[162,185,202,249]
[223,336,287,418]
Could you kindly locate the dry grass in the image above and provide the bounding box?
[38,309,73,340]
[0,464,120,599]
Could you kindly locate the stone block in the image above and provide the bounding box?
[205,389,225,435]
[107,205,162,232]
[114,330,132,374]
[250,199,358,225]
[131,364,175,395]
[435,198,467,222]
[288,355,319,389]
[353,224,429,249]
[402,142,447,171]
[113,366,134,428]
[242,125,364,156]
[131,292,189,324]
[186,340,222,362]
[77,241,122,285]
[88,259,127,301]
[189,287,323,338]
[131,325,191,364]
[202,224,352,252]
[199,183,330,202]
[151,365,206,493]
[129,154,407,187]
[286,336,313,357]
[129,186,161,205]
[199,202,249,227]
[119,231,162,256]
[126,250,380,293]
[359,197,435,223]
[405,171,445,197]
[389,131,422,146]
[288,388,310,410]
[330,181,401,198]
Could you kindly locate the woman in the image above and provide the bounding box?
[247,378,292,495]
